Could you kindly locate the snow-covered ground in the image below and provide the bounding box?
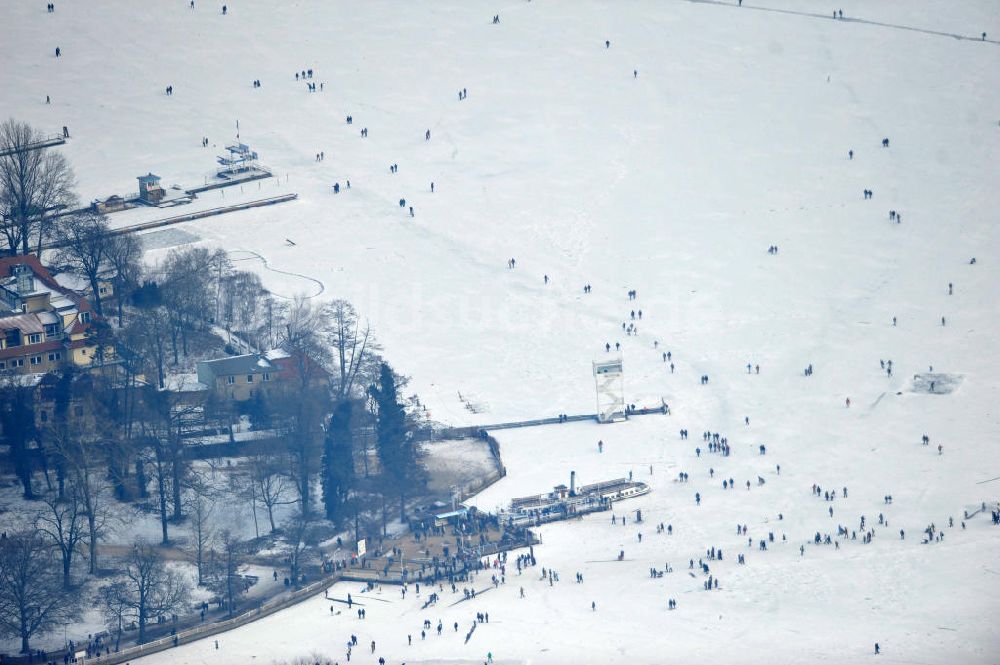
[2,0,999,662]
[422,438,499,495]
[0,455,301,653]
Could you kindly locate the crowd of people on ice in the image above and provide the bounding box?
[30,4,995,663]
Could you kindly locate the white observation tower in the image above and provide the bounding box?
[593,358,625,423]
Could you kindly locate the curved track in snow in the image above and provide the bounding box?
[227,249,326,299]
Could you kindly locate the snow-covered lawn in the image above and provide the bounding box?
[422,438,499,495]
[1,0,998,662]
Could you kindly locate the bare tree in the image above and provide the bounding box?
[50,427,111,575]
[76,460,111,576]
[140,422,174,546]
[247,453,295,533]
[0,531,74,653]
[126,305,170,389]
[52,209,111,314]
[284,517,315,587]
[30,151,76,255]
[135,380,201,544]
[280,297,333,387]
[185,490,215,586]
[273,298,334,516]
[103,231,143,327]
[220,270,266,348]
[130,388,175,544]
[35,489,86,589]
[0,118,76,255]
[258,296,285,351]
[273,386,328,518]
[210,530,246,618]
[102,539,191,644]
[228,470,260,540]
[329,299,379,400]
[95,581,130,651]
[156,247,228,363]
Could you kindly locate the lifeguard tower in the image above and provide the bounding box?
[216,142,258,178]
[593,358,625,423]
[137,173,164,204]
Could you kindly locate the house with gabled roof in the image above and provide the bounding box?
[197,352,282,401]
[0,255,110,375]
[195,348,327,401]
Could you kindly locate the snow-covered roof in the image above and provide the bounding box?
[198,353,274,377]
[50,295,77,311]
[161,373,208,392]
[0,313,44,334]
[53,272,90,293]
[36,311,59,325]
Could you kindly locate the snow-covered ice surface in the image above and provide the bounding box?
[2,0,999,662]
